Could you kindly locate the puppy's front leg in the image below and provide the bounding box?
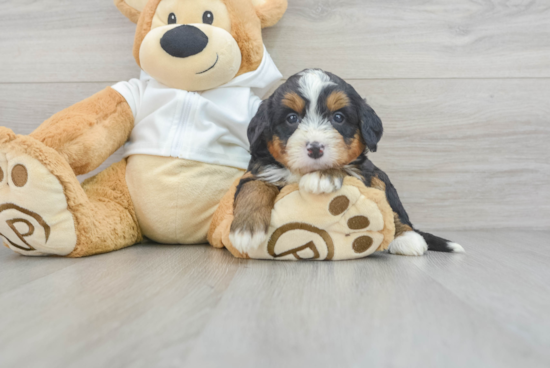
[229,177,279,255]
[299,169,346,194]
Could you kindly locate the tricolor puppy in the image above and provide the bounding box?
[229,69,465,257]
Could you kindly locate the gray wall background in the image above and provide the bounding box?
[0,0,548,230]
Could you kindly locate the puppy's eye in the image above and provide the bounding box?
[333,112,345,124]
[286,113,300,125]
[168,13,177,24]
[203,11,214,25]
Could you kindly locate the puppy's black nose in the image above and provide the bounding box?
[160,25,208,58]
[307,142,325,159]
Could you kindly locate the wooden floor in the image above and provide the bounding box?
[0,230,549,368]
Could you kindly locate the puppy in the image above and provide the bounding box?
[230,69,465,256]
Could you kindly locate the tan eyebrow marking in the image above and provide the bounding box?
[282,92,305,114]
[327,91,350,112]
[335,132,366,166]
[267,136,289,166]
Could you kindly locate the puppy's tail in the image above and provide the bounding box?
[416,230,465,253]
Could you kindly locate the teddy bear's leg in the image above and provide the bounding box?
[69,159,142,257]
[0,128,141,257]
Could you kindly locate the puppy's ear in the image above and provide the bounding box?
[114,0,149,23]
[359,99,383,152]
[248,101,270,153]
[252,0,288,28]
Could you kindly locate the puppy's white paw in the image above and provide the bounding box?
[229,230,268,256]
[300,172,343,194]
[388,231,428,256]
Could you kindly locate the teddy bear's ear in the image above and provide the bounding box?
[114,0,149,24]
[252,0,288,28]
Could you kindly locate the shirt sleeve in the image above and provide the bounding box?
[248,94,263,121]
[111,79,146,118]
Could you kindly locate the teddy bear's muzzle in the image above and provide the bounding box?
[160,25,209,58]
[139,23,242,91]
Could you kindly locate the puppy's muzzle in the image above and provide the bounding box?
[307,142,325,159]
[160,25,208,58]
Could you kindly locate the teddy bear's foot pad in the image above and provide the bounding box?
[0,148,77,256]
[243,178,395,261]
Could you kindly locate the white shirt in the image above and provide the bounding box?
[112,47,282,170]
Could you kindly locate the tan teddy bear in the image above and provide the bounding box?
[0,0,287,257]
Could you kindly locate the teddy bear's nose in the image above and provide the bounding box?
[160,25,209,58]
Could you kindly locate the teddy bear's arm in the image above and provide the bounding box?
[30,87,134,176]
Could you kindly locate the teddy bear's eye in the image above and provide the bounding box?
[168,13,177,24]
[202,11,214,25]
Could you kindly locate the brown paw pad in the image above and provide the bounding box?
[329,195,350,216]
[347,215,370,230]
[353,236,374,254]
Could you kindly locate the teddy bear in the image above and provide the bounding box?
[0,0,288,257]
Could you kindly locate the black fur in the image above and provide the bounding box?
[247,100,277,171]
[358,159,412,227]
[415,230,457,252]
[357,99,383,153]
[357,158,456,252]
